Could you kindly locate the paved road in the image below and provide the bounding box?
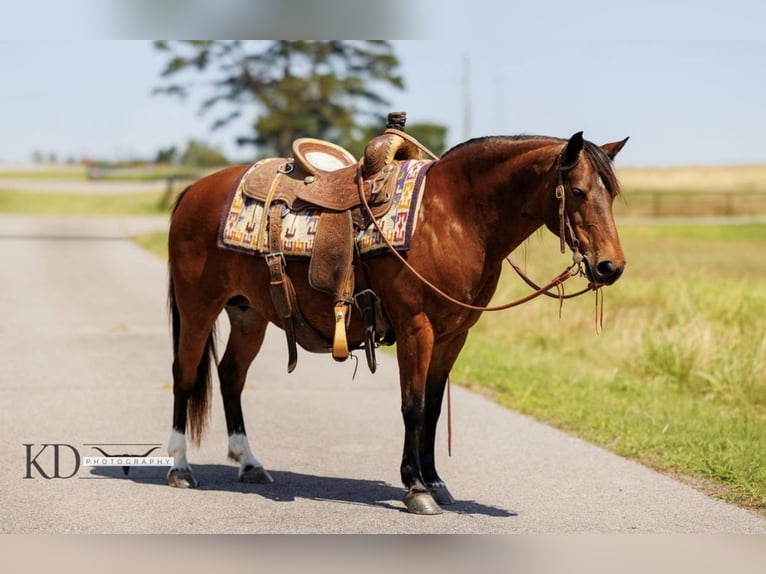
[1,214,765,534]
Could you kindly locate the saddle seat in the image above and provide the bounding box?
[242,133,410,214]
[242,129,426,373]
[292,137,356,175]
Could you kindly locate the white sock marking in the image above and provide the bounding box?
[228,433,263,477]
[168,429,189,471]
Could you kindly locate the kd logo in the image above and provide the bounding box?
[24,444,81,479]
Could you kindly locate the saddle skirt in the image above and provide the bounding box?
[218,158,433,259]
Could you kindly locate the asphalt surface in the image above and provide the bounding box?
[1,214,765,534]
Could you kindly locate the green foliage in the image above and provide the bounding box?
[405,123,448,157]
[179,139,228,167]
[155,145,178,165]
[154,41,407,157]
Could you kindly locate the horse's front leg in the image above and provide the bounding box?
[219,305,273,484]
[397,317,442,515]
[418,334,468,507]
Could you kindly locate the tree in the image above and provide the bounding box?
[179,140,228,167]
[155,145,178,165]
[154,41,405,158]
[405,123,448,158]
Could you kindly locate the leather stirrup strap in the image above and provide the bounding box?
[266,203,299,373]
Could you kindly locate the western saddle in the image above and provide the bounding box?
[241,113,432,373]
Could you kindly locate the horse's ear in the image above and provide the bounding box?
[601,137,630,160]
[562,131,584,167]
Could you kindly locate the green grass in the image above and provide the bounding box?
[0,164,208,182]
[0,169,88,180]
[453,223,766,512]
[0,189,168,215]
[134,230,169,256]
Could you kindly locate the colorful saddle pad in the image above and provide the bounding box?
[218,159,433,258]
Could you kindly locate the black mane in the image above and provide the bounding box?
[442,135,621,197]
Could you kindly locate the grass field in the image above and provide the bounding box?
[454,223,766,513]
[617,165,766,193]
[2,165,765,513]
[0,189,167,215]
[0,163,210,182]
[614,165,766,217]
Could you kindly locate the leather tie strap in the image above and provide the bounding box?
[266,203,299,373]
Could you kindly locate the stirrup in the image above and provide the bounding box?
[332,302,350,361]
[364,326,377,373]
[353,289,379,373]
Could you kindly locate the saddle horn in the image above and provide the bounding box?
[361,112,426,178]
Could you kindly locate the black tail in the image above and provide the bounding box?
[168,187,216,445]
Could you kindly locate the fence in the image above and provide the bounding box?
[614,190,766,218]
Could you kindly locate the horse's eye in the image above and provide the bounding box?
[571,187,586,199]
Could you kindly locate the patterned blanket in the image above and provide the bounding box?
[218,159,433,258]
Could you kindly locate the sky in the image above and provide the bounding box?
[1,1,765,167]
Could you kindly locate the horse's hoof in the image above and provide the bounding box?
[240,465,274,484]
[429,485,456,506]
[403,491,443,515]
[167,468,199,489]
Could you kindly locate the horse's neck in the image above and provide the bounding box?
[435,141,558,260]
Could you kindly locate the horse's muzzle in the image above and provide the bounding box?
[586,259,625,286]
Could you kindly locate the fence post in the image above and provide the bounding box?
[652,192,661,217]
[160,175,176,208]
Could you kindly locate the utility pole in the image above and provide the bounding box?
[463,54,472,141]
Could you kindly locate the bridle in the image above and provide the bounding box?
[356,142,603,314]
[555,149,582,257]
[507,149,604,299]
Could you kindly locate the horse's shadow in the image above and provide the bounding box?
[88,464,516,517]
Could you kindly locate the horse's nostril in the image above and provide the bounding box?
[596,260,616,276]
[595,260,623,283]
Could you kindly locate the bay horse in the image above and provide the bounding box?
[166,131,628,514]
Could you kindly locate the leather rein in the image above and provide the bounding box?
[356,134,603,314]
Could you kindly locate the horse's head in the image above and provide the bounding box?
[546,132,628,286]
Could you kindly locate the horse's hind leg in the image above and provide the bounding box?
[219,299,273,484]
[167,311,218,489]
